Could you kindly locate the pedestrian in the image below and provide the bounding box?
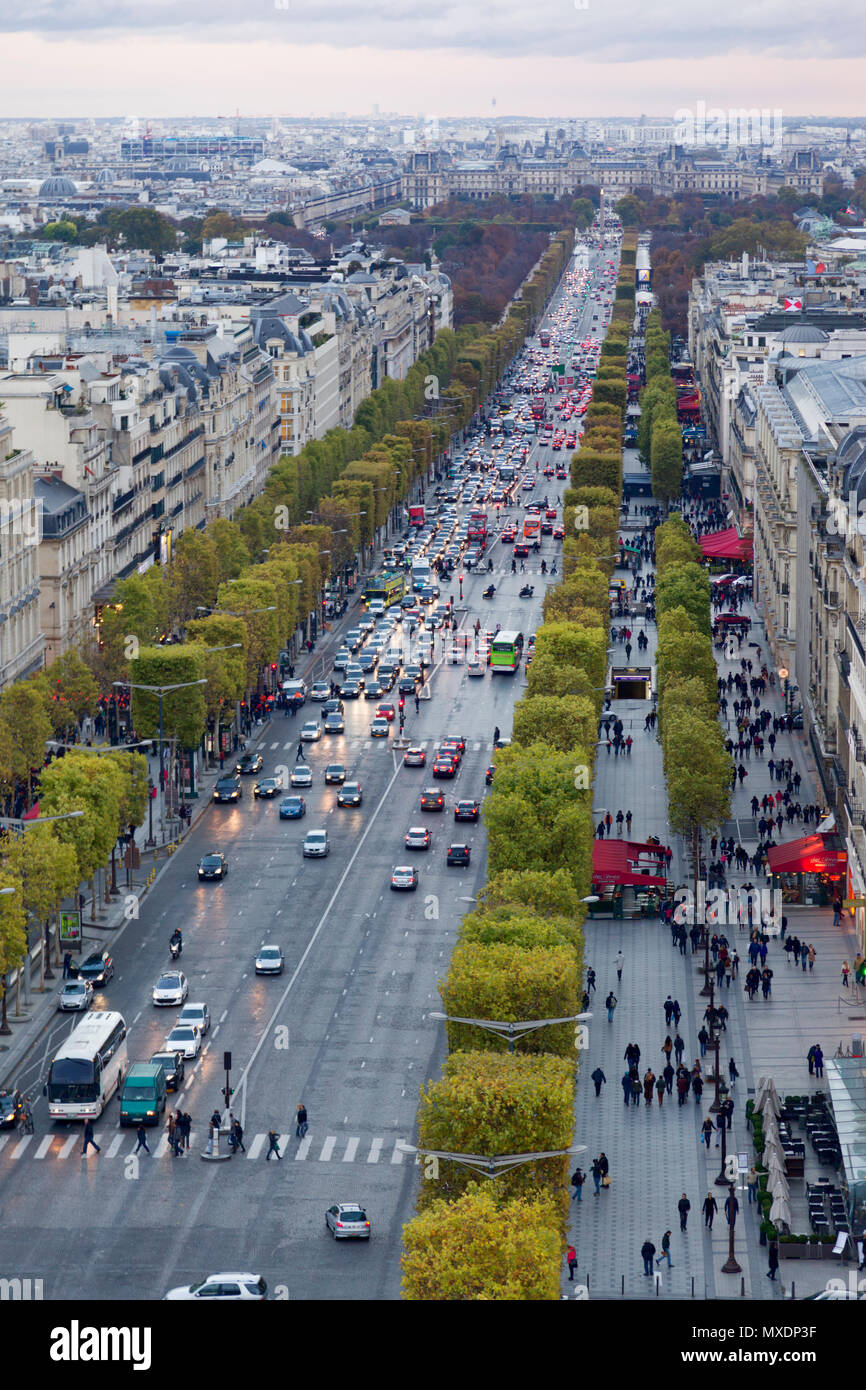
[842,959,851,988]
[630,1072,642,1106]
[81,1119,100,1155]
[676,1073,690,1106]
[678,1194,691,1231]
[230,1114,245,1153]
[663,1062,675,1095]
[621,1070,632,1106]
[591,1066,607,1098]
[643,1069,655,1105]
[807,1044,816,1076]
[746,1166,759,1205]
[655,1230,673,1269]
[591,1157,602,1195]
[570,1168,585,1202]
[724,1190,739,1227]
[673,1032,685,1064]
[598,1152,610,1188]
[296,1103,308,1138]
[808,945,816,972]
[614,949,624,981]
[605,991,617,1022]
[62,951,72,979]
[296,739,306,762]
[814,1044,824,1078]
[661,1035,673,1063]
[567,1243,578,1280]
[767,1236,779,1281]
[701,1116,714,1148]
[266,1130,282,1161]
[134,1122,150,1155]
[641,1239,657,1276]
[664,995,675,1027]
[703,1193,718,1229]
[728,1058,739,1088]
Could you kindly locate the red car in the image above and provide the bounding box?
[513,542,529,558]
[432,756,457,779]
[376,703,396,722]
[545,508,557,520]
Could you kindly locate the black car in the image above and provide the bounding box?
[0,1089,22,1130]
[398,677,417,695]
[213,775,241,803]
[454,799,480,822]
[447,844,471,867]
[236,753,263,775]
[253,778,282,799]
[321,698,344,720]
[339,680,361,700]
[198,852,228,880]
[149,1051,185,1092]
[337,782,363,807]
[78,950,114,986]
[364,681,385,700]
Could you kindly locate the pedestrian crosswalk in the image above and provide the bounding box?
[0,1130,412,1166]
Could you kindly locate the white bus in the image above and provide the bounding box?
[45,1011,128,1122]
[411,560,432,592]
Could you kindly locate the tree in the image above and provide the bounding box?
[129,646,208,754]
[441,941,580,1057]
[664,709,732,886]
[0,866,27,1034]
[656,567,712,634]
[108,208,178,255]
[402,1187,561,1301]
[3,827,78,986]
[37,754,124,920]
[42,220,78,243]
[481,869,586,921]
[651,417,683,505]
[460,905,582,955]
[44,650,99,739]
[513,694,596,755]
[166,530,220,628]
[0,678,53,808]
[534,622,607,690]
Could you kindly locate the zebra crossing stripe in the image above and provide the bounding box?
[270,742,279,750]
[34,1136,53,1159]
[319,1135,336,1162]
[390,1142,405,1165]
[367,1138,383,1164]
[278,1134,291,1156]
[10,1135,32,1159]
[0,1135,9,1156]
[342,1137,359,1162]
[295,1135,312,1161]
[59,1136,77,1159]
[154,1134,171,1158]
[247,1133,266,1160]
[106,1135,124,1158]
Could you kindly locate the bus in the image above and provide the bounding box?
[365,571,405,607]
[490,630,524,673]
[523,516,541,543]
[45,1011,128,1122]
[539,331,551,348]
[467,510,488,544]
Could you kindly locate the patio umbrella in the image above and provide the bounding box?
[768,1167,789,1195]
[770,1192,792,1230]
[766,1149,786,1171]
[757,1084,781,1118]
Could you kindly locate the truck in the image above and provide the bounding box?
[408,504,425,528]
[119,1062,167,1127]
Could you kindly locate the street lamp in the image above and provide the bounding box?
[395,1140,588,1180]
[721,1180,742,1274]
[428,1009,593,1054]
[115,678,208,846]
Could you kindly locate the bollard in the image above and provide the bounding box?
[740,1276,745,1296]
[691,1276,695,1297]
[621,1273,624,1296]
[791,1281,795,1299]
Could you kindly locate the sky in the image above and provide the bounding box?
[1,0,864,119]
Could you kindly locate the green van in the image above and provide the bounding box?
[119,1062,167,1126]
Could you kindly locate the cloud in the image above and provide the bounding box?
[6,0,866,63]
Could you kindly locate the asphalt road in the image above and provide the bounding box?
[0,237,615,1302]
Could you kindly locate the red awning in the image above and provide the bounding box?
[699,527,754,562]
[766,833,847,877]
[592,838,669,888]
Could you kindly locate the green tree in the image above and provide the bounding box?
[441,940,580,1056]
[0,866,27,1034]
[3,827,78,986]
[481,869,586,920]
[38,754,124,920]
[129,646,208,754]
[650,417,683,505]
[0,678,53,808]
[513,694,596,755]
[44,650,99,738]
[664,709,732,885]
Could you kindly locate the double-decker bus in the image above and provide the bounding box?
[365,571,405,607]
[45,1011,128,1121]
[467,510,488,544]
[539,331,551,348]
[530,395,546,421]
[490,630,524,673]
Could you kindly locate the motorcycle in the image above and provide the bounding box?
[170,936,182,961]
[482,584,495,599]
[519,585,535,598]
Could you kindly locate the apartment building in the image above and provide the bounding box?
[0,415,45,688]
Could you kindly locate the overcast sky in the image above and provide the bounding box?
[2,1,863,119]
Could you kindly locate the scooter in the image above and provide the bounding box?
[482,584,495,599]
[519,584,535,598]
[170,937,182,961]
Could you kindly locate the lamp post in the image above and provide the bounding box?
[115,678,208,844]
[428,1009,592,1055]
[395,1140,588,1181]
[721,1180,742,1274]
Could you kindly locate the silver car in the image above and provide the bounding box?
[303,829,330,858]
[325,1203,371,1240]
[255,945,284,976]
[152,971,189,1007]
[179,1001,210,1035]
[57,979,93,1012]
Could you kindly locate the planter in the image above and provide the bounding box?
[778,1244,804,1259]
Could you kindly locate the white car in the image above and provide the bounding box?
[309,682,330,701]
[300,721,322,742]
[333,649,350,671]
[255,944,284,975]
[57,979,93,1012]
[291,765,313,788]
[164,1024,201,1058]
[164,1272,268,1301]
[179,1001,210,1035]
[303,829,330,858]
[467,658,486,677]
[152,971,188,1007]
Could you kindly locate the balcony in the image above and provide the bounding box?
[112,487,135,515]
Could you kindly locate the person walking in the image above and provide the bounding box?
[641,1239,657,1276]
[724,1191,739,1227]
[591,1066,607,1098]
[296,1103,308,1138]
[702,1193,718,1229]
[746,1166,759,1205]
[133,1122,150,1155]
[590,1157,602,1195]
[663,1061,675,1095]
[570,1167,585,1203]
[807,1044,816,1076]
[728,1058,739,1088]
[678,1194,691,1231]
[621,1070,632,1106]
[266,1130,282,1161]
[656,1074,666,1106]
[597,1152,610,1189]
[296,738,306,762]
[643,1069,655,1105]
[567,1244,578,1281]
[701,1116,714,1149]
[605,991,617,1022]
[655,1231,673,1269]
[614,949,624,982]
[661,1035,673,1064]
[767,1236,779,1281]
[842,959,851,988]
[230,1115,245,1153]
[630,1072,642,1106]
[81,1119,100,1156]
[674,1032,685,1064]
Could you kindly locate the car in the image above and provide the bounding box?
[291,765,313,788]
[420,787,445,811]
[57,979,94,1012]
[213,775,241,803]
[148,964,189,1007]
[337,782,363,807]
[198,851,228,880]
[345,664,365,686]
[447,843,471,867]
[454,799,480,822]
[164,1024,201,1059]
[179,1001,211,1036]
[309,681,331,701]
[303,826,330,858]
[321,698,344,720]
[253,778,283,799]
[255,945,284,976]
[339,680,361,700]
[324,713,345,734]
[398,676,417,695]
[78,950,114,986]
[324,764,346,785]
[376,703,396,723]
[150,1050,185,1092]
[377,665,396,689]
[370,718,390,738]
[553,525,565,540]
[405,825,431,850]
[236,753,263,775]
[0,1090,23,1130]
[364,680,385,700]
[300,721,322,742]
[325,1204,371,1240]
[391,864,420,891]
[485,764,495,785]
[403,746,426,767]
[513,542,529,558]
[279,795,306,819]
[442,733,467,754]
[467,658,485,677]
[432,756,457,779]
[333,648,350,671]
[164,1273,268,1301]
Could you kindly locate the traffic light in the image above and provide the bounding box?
[398,696,405,712]
[224,1051,232,1071]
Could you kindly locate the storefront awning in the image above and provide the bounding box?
[592,838,669,888]
[699,527,754,562]
[767,832,847,876]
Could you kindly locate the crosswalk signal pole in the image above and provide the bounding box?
[223,1051,233,1112]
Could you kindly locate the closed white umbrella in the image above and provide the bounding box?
[768,1168,790,1196]
[770,1193,792,1230]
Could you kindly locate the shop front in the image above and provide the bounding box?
[590,838,670,917]
[767,832,847,907]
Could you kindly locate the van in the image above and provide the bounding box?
[119,1062,167,1126]
[282,680,306,708]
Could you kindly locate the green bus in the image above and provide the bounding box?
[490,630,524,673]
[365,571,406,607]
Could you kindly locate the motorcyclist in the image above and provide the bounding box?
[170,928,182,956]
